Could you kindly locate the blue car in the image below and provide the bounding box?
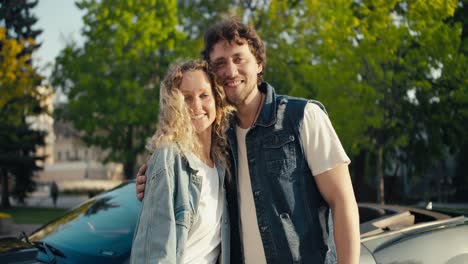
[1,181,141,264]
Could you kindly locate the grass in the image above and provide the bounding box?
[0,207,68,224]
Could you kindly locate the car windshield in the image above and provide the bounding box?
[29,181,141,258]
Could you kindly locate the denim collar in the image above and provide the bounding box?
[230,82,278,129]
[255,82,277,128]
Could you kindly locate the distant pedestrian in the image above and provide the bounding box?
[50,181,59,207]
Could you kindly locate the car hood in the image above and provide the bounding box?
[28,182,140,262]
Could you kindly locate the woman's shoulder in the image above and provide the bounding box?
[153,143,181,153]
[150,143,183,161]
[145,144,187,179]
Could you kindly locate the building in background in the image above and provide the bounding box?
[29,89,124,193]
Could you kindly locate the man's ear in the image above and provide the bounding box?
[257,63,263,74]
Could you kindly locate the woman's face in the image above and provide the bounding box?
[179,70,217,136]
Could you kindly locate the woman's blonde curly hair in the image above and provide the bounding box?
[147,60,234,165]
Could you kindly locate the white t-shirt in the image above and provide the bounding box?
[236,102,350,263]
[183,155,223,264]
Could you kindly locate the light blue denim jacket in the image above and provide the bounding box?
[130,144,230,264]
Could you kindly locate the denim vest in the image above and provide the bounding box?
[226,83,330,263]
[131,144,230,264]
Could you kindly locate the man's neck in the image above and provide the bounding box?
[236,89,264,129]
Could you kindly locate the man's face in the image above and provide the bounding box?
[209,40,263,106]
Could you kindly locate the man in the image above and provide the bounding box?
[136,17,360,263]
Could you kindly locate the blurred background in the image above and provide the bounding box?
[0,0,467,231]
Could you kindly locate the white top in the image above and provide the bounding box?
[183,155,223,264]
[236,102,350,263]
[301,103,351,175]
[236,127,267,264]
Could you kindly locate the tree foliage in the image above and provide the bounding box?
[352,0,463,203]
[175,0,232,58]
[0,0,48,208]
[0,0,42,57]
[0,28,42,120]
[51,0,182,179]
[0,13,47,209]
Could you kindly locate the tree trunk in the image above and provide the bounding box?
[351,150,366,201]
[377,145,385,204]
[1,168,11,208]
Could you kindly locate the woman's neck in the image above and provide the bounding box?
[196,130,214,167]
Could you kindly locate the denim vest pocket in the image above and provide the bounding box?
[263,133,297,181]
[175,208,191,229]
[279,213,302,263]
[263,133,295,159]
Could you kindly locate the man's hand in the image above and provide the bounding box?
[135,155,151,201]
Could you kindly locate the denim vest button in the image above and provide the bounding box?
[260,226,268,232]
[254,190,261,197]
[249,158,255,163]
[280,213,290,219]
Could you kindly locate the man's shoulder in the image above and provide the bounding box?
[274,94,308,109]
[264,82,315,105]
[275,94,326,112]
[263,82,327,116]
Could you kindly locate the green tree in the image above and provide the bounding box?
[176,0,232,58]
[0,26,46,207]
[0,0,42,58]
[299,0,465,203]
[0,0,47,208]
[446,0,468,202]
[51,0,183,179]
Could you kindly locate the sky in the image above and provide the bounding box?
[32,0,85,81]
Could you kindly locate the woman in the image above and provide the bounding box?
[130,60,233,264]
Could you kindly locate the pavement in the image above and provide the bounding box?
[10,189,89,209]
